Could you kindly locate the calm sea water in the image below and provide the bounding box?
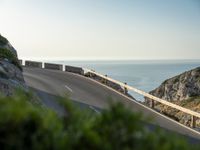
[51,60,200,101]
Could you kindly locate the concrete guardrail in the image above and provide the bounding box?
[18,59,23,66]
[25,60,42,68]
[65,65,84,75]
[84,68,200,128]
[44,63,63,71]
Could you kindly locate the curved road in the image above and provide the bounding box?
[23,67,200,141]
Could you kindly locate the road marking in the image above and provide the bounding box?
[64,85,73,93]
[89,106,100,114]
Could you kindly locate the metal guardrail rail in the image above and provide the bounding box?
[84,68,200,128]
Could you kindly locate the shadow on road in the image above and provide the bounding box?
[28,86,200,144]
[29,87,101,116]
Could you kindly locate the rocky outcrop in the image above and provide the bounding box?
[0,34,26,95]
[147,67,200,102]
[85,72,135,99]
[145,67,200,127]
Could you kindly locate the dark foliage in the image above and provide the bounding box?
[0,93,198,150]
[0,35,8,45]
[0,48,22,70]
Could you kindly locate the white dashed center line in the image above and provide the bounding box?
[64,85,73,93]
[89,106,100,114]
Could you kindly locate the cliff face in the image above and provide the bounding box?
[149,67,200,102]
[0,34,26,95]
[145,67,200,127]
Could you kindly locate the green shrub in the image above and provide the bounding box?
[0,35,8,45]
[0,93,199,150]
[0,96,65,150]
[0,48,22,70]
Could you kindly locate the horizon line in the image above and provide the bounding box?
[19,57,200,61]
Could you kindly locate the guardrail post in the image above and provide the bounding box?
[104,75,108,84]
[191,115,196,128]
[124,82,128,95]
[89,72,92,78]
[150,100,154,109]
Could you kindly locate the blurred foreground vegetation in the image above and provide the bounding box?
[0,91,199,150]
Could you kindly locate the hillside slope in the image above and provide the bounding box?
[0,34,26,95]
[145,67,200,127]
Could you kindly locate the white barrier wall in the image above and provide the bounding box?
[65,65,84,75]
[44,63,63,71]
[25,60,42,68]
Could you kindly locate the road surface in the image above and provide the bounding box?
[23,67,200,141]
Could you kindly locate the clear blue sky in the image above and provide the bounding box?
[0,0,200,60]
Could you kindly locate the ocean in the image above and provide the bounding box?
[51,60,200,101]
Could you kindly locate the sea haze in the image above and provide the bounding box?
[52,60,200,101]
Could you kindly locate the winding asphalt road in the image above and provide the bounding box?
[23,67,200,141]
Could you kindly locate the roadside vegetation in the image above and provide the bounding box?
[0,35,8,45]
[0,48,22,70]
[0,91,199,150]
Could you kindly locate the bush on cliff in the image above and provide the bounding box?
[0,35,8,45]
[0,93,199,150]
[0,48,22,70]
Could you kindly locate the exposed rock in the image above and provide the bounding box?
[145,67,200,127]
[148,67,200,102]
[0,34,26,96]
[85,72,135,99]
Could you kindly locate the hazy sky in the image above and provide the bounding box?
[0,0,200,60]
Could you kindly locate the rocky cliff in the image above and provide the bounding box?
[145,67,200,127]
[0,34,26,95]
